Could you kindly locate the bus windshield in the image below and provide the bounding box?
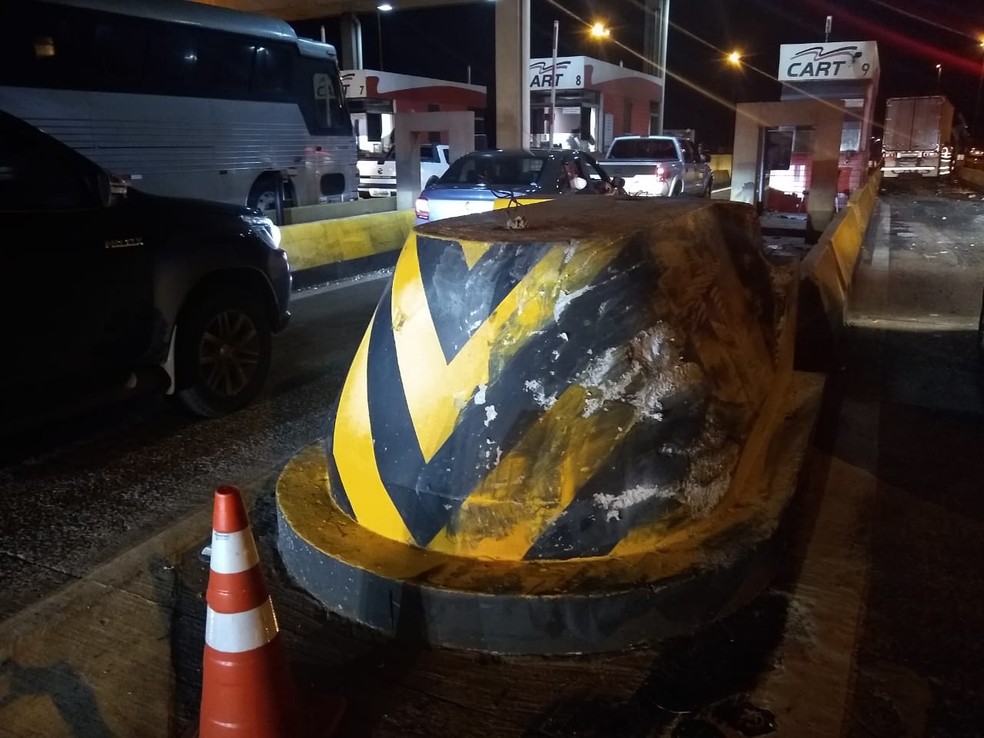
[0,0,359,212]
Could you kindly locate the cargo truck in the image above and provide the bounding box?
[882,96,955,178]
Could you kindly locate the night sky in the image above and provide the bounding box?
[293,0,984,150]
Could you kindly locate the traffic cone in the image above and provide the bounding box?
[198,485,327,737]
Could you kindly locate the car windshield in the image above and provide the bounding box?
[440,154,545,186]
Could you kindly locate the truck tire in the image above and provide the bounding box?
[671,180,684,197]
[175,287,272,417]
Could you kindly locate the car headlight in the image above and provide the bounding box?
[241,214,281,248]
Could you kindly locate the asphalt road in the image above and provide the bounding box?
[0,274,388,620]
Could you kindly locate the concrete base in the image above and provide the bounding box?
[276,372,825,655]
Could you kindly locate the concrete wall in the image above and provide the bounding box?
[955,166,984,190]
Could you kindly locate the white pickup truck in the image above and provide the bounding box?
[600,135,713,197]
[357,143,451,198]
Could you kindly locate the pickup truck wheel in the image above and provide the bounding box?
[671,181,684,197]
[175,288,272,417]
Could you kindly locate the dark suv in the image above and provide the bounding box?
[0,111,291,424]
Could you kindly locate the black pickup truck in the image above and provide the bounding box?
[0,111,292,427]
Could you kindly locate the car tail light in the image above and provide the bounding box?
[415,194,430,221]
[655,164,666,181]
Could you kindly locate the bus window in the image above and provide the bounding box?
[253,45,291,94]
[1,5,93,88]
[145,26,198,92]
[199,33,253,94]
[92,17,148,89]
[313,72,332,130]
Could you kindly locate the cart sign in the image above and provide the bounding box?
[529,57,586,90]
[778,41,879,81]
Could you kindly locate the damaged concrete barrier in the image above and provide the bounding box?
[277,197,824,654]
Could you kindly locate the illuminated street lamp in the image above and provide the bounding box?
[726,50,743,148]
[590,22,611,39]
[726,50,742,105]
[975,40,984,138]
[936,63,942,92]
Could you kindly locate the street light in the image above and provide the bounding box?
[376,4,392,70]
[935,63,942,92]
[590,22,611,39]
[726,50,742,105]
[726,51,742,151]
[975,40,984,139]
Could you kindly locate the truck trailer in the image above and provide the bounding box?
[882,96,955,178]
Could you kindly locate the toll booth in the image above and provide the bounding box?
[774,41,880,200]
[731,41,880,231]
[341,69,487,154]
[528,56,665,153]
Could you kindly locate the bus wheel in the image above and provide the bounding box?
[248,175,295,212]
[175,288,272,417]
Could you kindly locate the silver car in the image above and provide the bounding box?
[414,148,622,224]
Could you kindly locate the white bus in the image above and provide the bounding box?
[0,0,359,212]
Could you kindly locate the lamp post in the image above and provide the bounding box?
[936,63,942,93]
[548,20,558,148]
[975,40,984,139]
[727,50,742,107]
[726,51,742,158]
[376,3,392,70]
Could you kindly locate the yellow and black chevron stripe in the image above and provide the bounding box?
[326,206,782,562]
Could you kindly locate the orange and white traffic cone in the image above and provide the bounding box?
[198,485,313,737]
